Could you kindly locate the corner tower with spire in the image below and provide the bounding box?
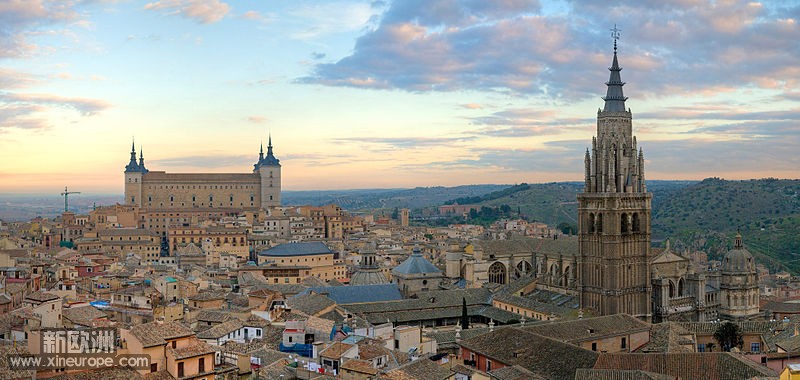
[578,26,652,319]
[124,139,148,206]
[254,134,281,207]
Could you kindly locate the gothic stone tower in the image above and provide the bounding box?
[578,34,652,319]
[254,135,281,208]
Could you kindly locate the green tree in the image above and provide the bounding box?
[460,297,470,330]
[391,207,399,220]
[557,222,577,235]
[713,322,743,352]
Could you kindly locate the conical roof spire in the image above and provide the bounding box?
[125,138,140,172]
[602,25,628,112]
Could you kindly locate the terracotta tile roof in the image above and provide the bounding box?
[0,344,35,380]
[459,327,598,380]
[63,305,107,326]
[575,368,676,379]
[593,353,778,380]
[286,292,335,316]
[196,319,243,340]
[166,336,214,360]
[489,365,545,380]
[521,314,650,343]
[340,358,380,375]
[25,290,60,302]
[48,366,144,380]
[129,321,194,348]
[381,356,453,380]
[194,309,236,324]
[636,322,696,353]
[319,341,355,360]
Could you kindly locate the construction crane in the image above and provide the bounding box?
[60,186,81,212]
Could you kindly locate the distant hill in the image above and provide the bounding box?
[651,178,800,272]
[432,178,799,273]
[281,184,509,211]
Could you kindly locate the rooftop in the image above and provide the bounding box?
[258,242,333,257]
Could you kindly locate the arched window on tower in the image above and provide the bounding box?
[632,213,640,232]
[588,213,595,233]
[678,278,684,297]
[668,280,675,298]
[488,262,506,285]
[597,214,603,233]
[621,213,629,233]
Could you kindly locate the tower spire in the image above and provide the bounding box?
[126,138,139,172]
[603,24,628,112]
[259,141,264,161]
[267,133,273,155]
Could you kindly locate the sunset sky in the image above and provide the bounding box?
[0,0,798,194]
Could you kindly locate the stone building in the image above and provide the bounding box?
[651,240,720,322]
[577,36,651,319]
[123,135,281,211]
[443,38,759,323]
[350,243,389,286]
[719,233,760,321]
[392,246,445,297]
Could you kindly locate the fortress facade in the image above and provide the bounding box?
[124,137,281,211]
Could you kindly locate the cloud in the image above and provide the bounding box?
[461,103,483,110]
[288,2,380,40]
[0,68,39,89]
[1,92,111,115]
[333,136,476,149]
[144,0,230,24]
[247,116,267,124]
[0,92,111,132]
[0,0,81,58]
[468,109,591,137]
[301,0,800,102]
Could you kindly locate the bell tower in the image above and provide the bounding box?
[578,27,652,319]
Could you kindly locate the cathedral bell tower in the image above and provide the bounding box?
[578,27,652,319]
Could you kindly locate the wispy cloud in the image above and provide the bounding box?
[333,136,476,149]
[144,0,231,24]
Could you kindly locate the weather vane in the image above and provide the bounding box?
[610,24,621,52]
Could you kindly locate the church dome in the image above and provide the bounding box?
[392,246,441,277]
[722,233,756,273]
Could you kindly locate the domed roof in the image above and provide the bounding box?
[722,233,756,273]
[392,246,441,276]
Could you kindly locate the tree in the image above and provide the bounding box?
[557,222,577,235]
[391,207,399,220]
[460,297,470,330]
[713,322,743,352]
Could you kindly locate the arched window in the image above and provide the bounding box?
[596,214,603,233]
[668,280,675,298]
[621,213,629,233]
[678,278,684,297]
[488,262,506,284]
[562,266,570,286]
[588,213,595,233]
[515,260,532,278]
[632,213,640,232]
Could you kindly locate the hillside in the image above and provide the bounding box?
[436,178,799,273]
[652,178,800,272]
[281,184,508,211]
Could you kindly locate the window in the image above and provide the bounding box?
[150,363,157,373]
[751,342,760,352]
[177,362,184,378]
[591,342,597,351]
[199,357,205,373]
[172,341,177,349]
[621,337,627,349]
[486,359,492,371]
